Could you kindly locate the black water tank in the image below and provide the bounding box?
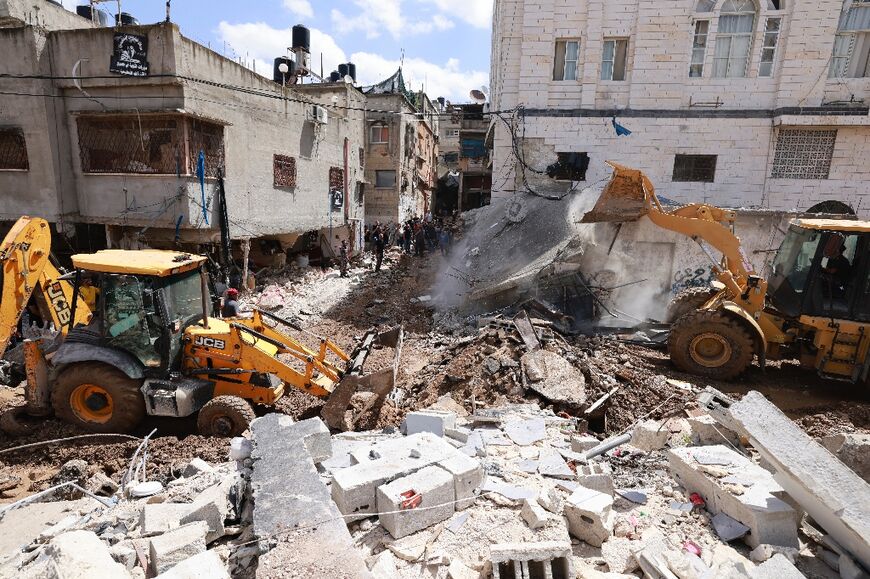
[115,12,138,25]
[292,25,310,51]
[273,57,295,83]
[346,62,357,83]
[329,71,341,82]
[337,63,349,78]
[76,5,110,26]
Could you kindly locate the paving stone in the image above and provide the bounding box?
[376,464,455,539]
[404,410,457,437]
[154,550,230,578]
[148,521,209,575]
[668,445,799,549]
[564,486,614,547]
[140,503,194,537]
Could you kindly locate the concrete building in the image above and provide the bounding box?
[435,103,492,214]
[489,0,870,216]
[363,69,439,226]
[0,0,367,267]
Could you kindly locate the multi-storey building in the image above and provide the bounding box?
[436,103,492,214]
[490,0,870,216]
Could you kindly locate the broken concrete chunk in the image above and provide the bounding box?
[820,432,870,484]
[480,478,537,501]
[179,481,232,543]
[712,512,751,542]
[153,550,230,579]
[437,452,483,510]
[148,521,209,575]
[376,464,455,539]
[564,486,614,547]
[182,458,213,478]
[689,414,741,448]
[571,434,600,453]
[87,472,120,497]
[629,419,669,452]
[749,544,800,564]
[601,537,640,574]
[286,416,333,463]
[229,437,253,461]
[140,503,194,537]
[519,350,587,406]
[447,558,479,579]
[750,553,806,579]
[668,445,800,549]
[503,418,546,446]
[537,449,574,479]
[369,550,399,579]
[41,530,130,579]
[404,409,457,437]
[537,485,564,515]
[490,541,573,579]
[576,462,614,496]
[520,498,550,530]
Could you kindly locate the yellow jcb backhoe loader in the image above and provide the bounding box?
[1,216,402,436]
[583,162,870,383]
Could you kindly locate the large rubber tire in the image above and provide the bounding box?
[668,310,755,380]
[666,287,718,323]
[52,363,145,433]
[197,396,255,437]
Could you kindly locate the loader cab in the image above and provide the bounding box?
[70,250,210,375]
[767,220,870,321]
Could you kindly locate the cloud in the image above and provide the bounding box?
[332,0,455,40]
[283,0,314,19]
[216,21,347,76]
[419,0,493,29]
[352,52,488,102]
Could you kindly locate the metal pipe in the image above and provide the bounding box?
[584,431,632,461]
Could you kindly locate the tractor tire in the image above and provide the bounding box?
[52,363,145,433]
[197,396,255,437]
[666,287,718,323]
[668,310,755,380]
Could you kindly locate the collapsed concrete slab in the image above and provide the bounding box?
[250,413,371,578]
[703,390,870,569]
[490,541,573,579]
[520,350,587,407]
[821,432,870,484]
[667,445,799,548]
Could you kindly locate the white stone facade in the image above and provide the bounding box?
[490,0,870,216]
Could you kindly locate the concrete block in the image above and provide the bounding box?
[334,433,460,520]
[490,541,573,579]
[403,410,457,437]
[140,503,193,537]
[445,426,471,443]
[630,419,669,452]
[437,452,483,510]
[576,462,614,496]
[40,530,129,578]
[821,433,870,484]
[179,483,230,543]
[376,465,455,539]
[148,521,209,575]
[521,498,550,530]
[564,486,614,547]
[251,413,370,577]
[182,458,213,478]
[154,550,230,578]
[667,445,799,549]
[537,485,564,515]
[571,434,599,453]
[287,416,333,463]
[689,414,741,447]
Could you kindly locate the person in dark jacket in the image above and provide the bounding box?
[222,288,241,318]
[372,226,386,272]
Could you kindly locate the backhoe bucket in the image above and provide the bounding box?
[581,161,651,223]
[321,325,404,431]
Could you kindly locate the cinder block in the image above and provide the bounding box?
[564,486,614,547]
[437,452,483,510]
[490,541,573,579]
[148,521,209,575]
[570,434,599,453]
[403,410,457,437]
[139,503,193,537]
[667,446,799,548]
[376,465,455,539]
[576,462,614,496]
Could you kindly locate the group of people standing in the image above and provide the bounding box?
[364,211,454,272]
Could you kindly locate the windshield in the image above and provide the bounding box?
[767,226,822,317]
[162,270,207,322]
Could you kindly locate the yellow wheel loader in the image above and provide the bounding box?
[583,162,870,383]
[1,216,402,436]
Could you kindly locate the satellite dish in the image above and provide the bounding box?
[469,89,486,103]
[343,75,354,84]
[278,62,289,74]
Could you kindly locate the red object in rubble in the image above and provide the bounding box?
[689,492,705,507]
[683,540,702,556]
[399,489,422,509]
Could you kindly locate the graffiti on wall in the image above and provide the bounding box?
[671,265,714,294]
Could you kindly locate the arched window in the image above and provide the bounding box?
[696,0,716,12]
[713,0,757,78]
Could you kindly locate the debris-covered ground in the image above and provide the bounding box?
[1,208,869,578]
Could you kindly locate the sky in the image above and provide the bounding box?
[63,0,493,102]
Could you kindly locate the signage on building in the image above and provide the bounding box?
[330,189,344,211]
[110,33,149,77]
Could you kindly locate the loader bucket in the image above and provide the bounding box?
[321,325,404,431]
[581,161,652,223]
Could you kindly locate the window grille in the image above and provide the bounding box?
[274,154,296,188]
[771,130,837,180]
[0,128,28,170]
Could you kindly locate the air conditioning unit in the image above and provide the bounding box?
[310,104,328,124]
